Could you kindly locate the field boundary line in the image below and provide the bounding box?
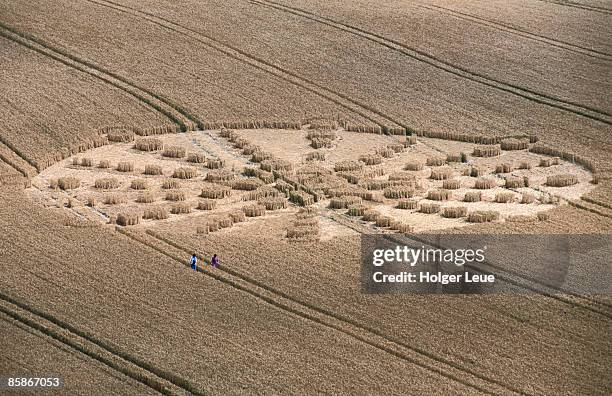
[85,0,407,133]
[254,0,611,124]
[0,293,202,395]
[122,227,528,395]
[417,3,611,59]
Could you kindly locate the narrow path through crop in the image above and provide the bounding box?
[0,142,34,179]
[118,227,524,396]
[0,22,203,135]
[215,129,612,316]
[537,0,612,15]
[3,3,610,392]
[570,198,612,218]
[582,195,612,211]
[219,128,612,317]
[329,208,611,313]
[0,291,202,395]
[417,3,612,59]
[253,0,612,124]
[84,0,406,133]
[20,126,609,394]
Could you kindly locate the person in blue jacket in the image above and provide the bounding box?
[190,253,197,270]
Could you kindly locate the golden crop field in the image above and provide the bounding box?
[0,35,176,172]
[5,0,609,168]
[145,207,611,395]
[1,190,496,394]
[0,315,160,395]
[0,0,610,394]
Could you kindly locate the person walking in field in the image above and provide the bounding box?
[211,254,219,269]
[190,253,197,271]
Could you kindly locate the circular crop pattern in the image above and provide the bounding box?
[31,129,594,233]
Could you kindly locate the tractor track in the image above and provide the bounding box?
[0,139,37,178]
[570,197,612,218]
[0,123,41,174]
[537,0,612,15]
[88,0,612,130]
[116,227,526,396]
[582,195,612,211]
[321,210,612,346]
[0,2,607,392]
[0,291,203,395]
[418,3,612,60]
[84,0,408,133]
[253,0,611,125]
[0,22,203,134]
[400,233,612,314]
[326,211,612,317]
[214,126,611,317]
[0,146,30,180]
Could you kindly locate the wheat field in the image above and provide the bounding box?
[0,0,610,394]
